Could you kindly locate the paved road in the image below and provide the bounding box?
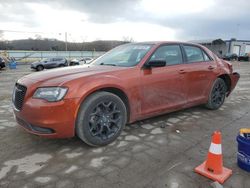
[0,62,250,188]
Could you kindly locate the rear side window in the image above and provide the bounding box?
[150,45,183,66]
[184,45,204,63]
[53,58,63,61]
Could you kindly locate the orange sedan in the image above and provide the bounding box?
[13,42,240,146]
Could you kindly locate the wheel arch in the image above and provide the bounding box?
[75,86,131,127]
[218,74,231,93]
[37,64,44,68]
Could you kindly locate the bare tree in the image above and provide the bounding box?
[35,34,42,40]
[122,36,134,42]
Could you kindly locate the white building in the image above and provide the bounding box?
[190,38,250,57]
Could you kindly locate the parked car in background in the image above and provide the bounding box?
[69,58,79,66]
[0,57,6,69]
[13,42,240,146]
[222,53,238,61]
[31,57,68,71]
[238,53,250,61]
[69,57,94,66]
[82,57,93,64]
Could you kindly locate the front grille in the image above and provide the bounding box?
[13,83,27,110]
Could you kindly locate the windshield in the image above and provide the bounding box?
[92,43,153,67]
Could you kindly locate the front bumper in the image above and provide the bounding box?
[227,72,240,96]
[13,97,80,138]
[0,62,5,68]
[30,64,36,69]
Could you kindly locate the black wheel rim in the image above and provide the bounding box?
[211,82,226,106]
[88,101,122,140]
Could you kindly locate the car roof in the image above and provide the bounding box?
[130,41,204,47]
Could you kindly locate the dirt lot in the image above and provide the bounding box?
[0,62,250,188]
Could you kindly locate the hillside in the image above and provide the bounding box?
[0,39,129,51]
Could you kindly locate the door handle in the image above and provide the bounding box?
[208,66,215,70]
[179,69,186,74]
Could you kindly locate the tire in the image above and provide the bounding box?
[76,91,127,146]
[206,78,227,110]
[36,65,44,71]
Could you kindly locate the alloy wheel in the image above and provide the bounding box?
[211,81,226,107]
[88,101,121,140]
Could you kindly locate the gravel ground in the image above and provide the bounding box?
[0,61,250,188]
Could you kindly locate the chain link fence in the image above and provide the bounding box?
[0,50,106,63]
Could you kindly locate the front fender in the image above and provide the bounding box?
[64,74,139,123]
[66,74,128,99]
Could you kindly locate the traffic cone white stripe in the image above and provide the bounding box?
[209,143,222,155]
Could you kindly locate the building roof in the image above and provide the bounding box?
[224,39,250,43]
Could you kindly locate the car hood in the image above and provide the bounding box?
[19,65,127,86]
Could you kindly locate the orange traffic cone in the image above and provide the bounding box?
[195,131,232,184]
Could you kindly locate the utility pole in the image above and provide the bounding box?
[65,32,68,51]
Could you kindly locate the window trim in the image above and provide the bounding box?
[143,43,184,68]
[202,50,212,62]
[181,44,214,64]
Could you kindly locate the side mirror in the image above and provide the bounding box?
[145,59,166,68]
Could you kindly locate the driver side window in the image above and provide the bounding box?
[150,45,183,66]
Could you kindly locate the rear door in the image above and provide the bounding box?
[51,58,60,68]
[140,44,186,116]
[181,45,217,105]
[44,58,56,68]
[43,58,51,69]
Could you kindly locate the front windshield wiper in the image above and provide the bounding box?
[99,62,117,66]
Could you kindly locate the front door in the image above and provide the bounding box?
[140,44,186,116]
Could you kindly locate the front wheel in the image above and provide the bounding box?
[76,91,127,146]
[206,78,227,110]
[36,65,44,71]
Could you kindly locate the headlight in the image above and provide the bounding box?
[33,87,68,102]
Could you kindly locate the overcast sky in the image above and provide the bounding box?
[0,0,249,42]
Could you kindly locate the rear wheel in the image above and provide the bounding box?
[206,78,227,110]
[36,65,44,71]
[76,91,127,146]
